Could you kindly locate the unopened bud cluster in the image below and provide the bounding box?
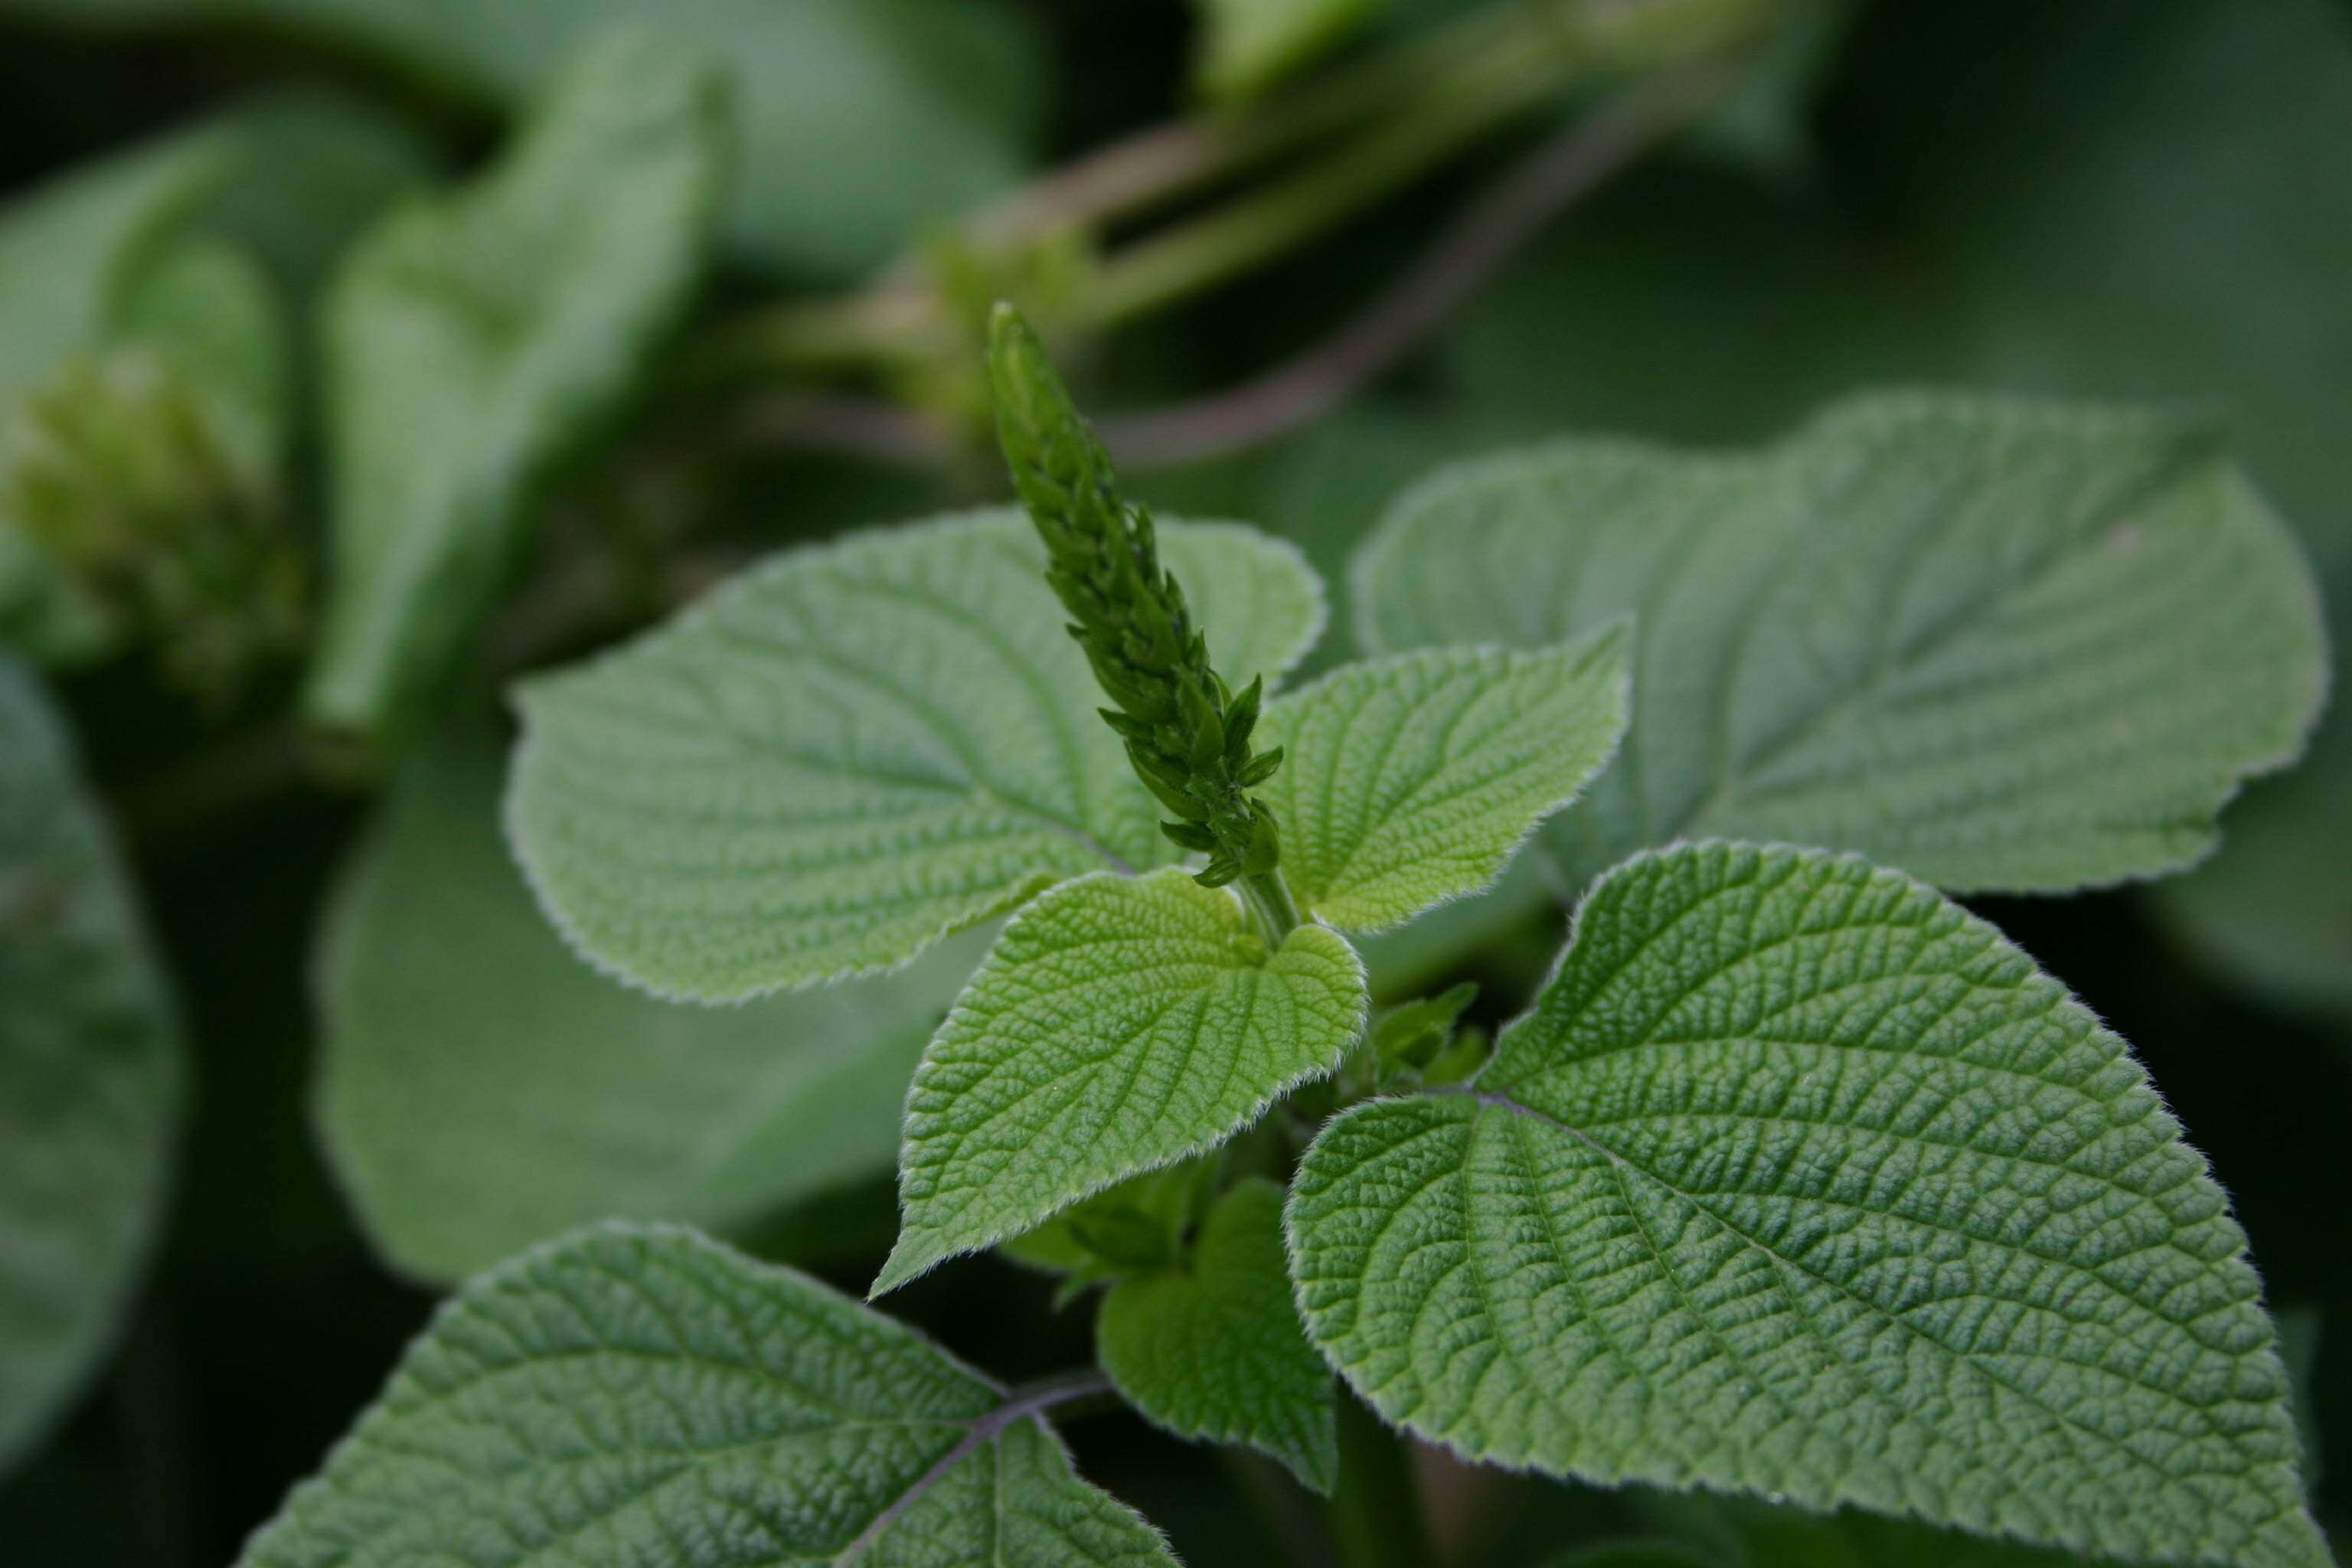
[3,347,301,700]
[986,305,1283,887]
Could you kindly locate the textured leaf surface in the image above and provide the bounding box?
[235,1223,1174,1568]
[1353,396,2327,894]
[510,511,1325,1001]
[1099,1178,1336,1491]
[878,868,1364,1294]
[1289,841,2324,1567]
[1260,632,1627,934]
[1195,0,1386,100]
[0,656,181,1473]
[304,28,727,745]
[315,722,980,1283]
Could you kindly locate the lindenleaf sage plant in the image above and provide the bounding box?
[224,304,2337,1568]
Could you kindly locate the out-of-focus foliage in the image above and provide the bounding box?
[1194,0,1390,102]
[313,720,986,1284]
[1355,397,2326,897]
[0,656,181,1473]
[302,28,728,748]
[0,0,1046,281]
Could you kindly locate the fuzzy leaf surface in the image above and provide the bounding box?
[235,1223,1174,1568]
[1260,632,1627,934]
[316,721,979,1282]
[509,511,1325,1001]
[0,656,182,1473]
[304,28,728,746]
[1353,396,2327,893]
[1289,841,2325,1567]
[878,867,1364,1294]
[1099,1178,1337,1491]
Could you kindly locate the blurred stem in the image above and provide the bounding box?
[689,0,1782,391]
[1328,1390,1436,1568]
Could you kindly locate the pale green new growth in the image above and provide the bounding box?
[0,655,181,1474]
[1099,1178,1338,1492]
[877,867,1364,1295]
[1287,841,2326,1567]
[1195,0,1387,101]
[317,723,983,1282]
[0,126,237,663]
[1259,630,1628,933]
[509,511,1325,1001]
[236,1223,1174,1567]
[1353,395,2328,893]
[305,28,729,745]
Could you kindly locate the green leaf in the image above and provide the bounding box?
[1288,841,2325,1567]
[1099,1178,1337,1492]
[877,867,1364,1295]
[508,511,1325,1001]
[113,236,288,488]
[0,0,1044,283]
[1000,1160,1218,1298]
[0,127,232,413]
[1260,632,1628,933]
[303,27,729,748]
[315,719,985,1283]
[0,655,182,1474]
[1354,395,2327,894]
[1194,0,1387,102]
[234,1222,1176,1568]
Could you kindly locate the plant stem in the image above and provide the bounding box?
[689,0,1785,390]
[1236,867,1303,946]
[1327,1389,1436,1568]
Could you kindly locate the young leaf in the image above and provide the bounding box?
[234,1223,1176,1568]
[1288,841,2326,1567]
[315,720,984,1283]
[1194,0,1387,103]
[1352,396,2328,895]
[303,27,729,748]
[1099,1178,1338,1493]
[1258,631,1628,933]
[877,867,1364,1295]
[508,511,1325,1001]
[0,656,182,1474]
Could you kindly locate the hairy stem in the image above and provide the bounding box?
[1236,869,1303,948]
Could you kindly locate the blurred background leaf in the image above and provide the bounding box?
[301,26,728,749]
[0,0,1047,281]
[0,655,181,1477]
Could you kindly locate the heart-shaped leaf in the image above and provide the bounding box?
[236,1223,1176,1567]
[509,511,1325,1001]
[1289,841,2325,1567]
[877,867,1364,1295]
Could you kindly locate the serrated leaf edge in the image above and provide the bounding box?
[874,867,1368,1296]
